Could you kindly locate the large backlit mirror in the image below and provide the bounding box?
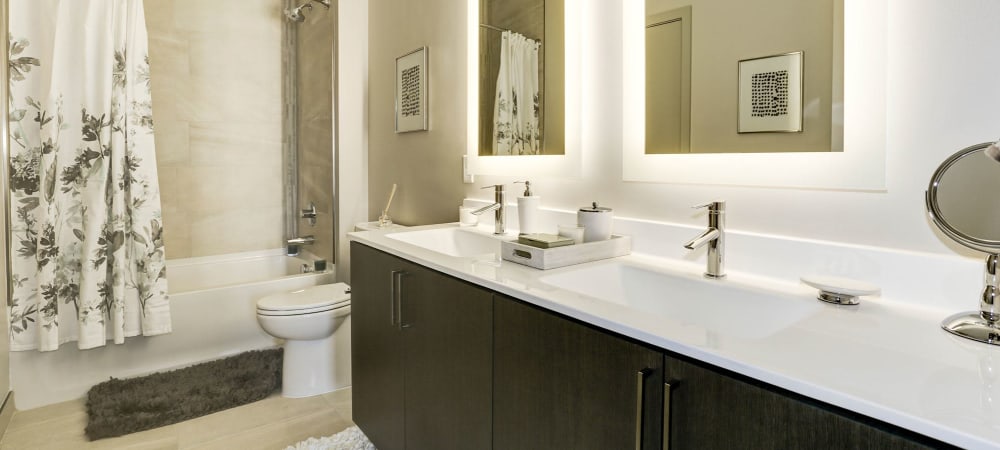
[466,0,581,177]
[623,0,887,190]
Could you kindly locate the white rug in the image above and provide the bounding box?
[285,426,377,450]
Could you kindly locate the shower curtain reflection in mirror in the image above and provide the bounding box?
[492,30,540,155]
[7,0,171,352]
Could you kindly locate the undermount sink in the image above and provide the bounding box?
[386,226,502,258]
[539,261,821,339]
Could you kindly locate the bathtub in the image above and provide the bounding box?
[10,249,336,410]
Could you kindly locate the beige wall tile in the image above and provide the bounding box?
[188,122,282,166]
[152,120,190,167]
[181,166,282,213]
[149,0,286,260]
[188,206,284,257]
[188,32,280,86]
[173,0,281,35]
[174,75,281,123]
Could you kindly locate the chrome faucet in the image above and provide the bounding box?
[683,201,726,279]
[286,235,315,256]
[471,184,506,235]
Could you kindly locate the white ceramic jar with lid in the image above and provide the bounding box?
[578,202,613,242]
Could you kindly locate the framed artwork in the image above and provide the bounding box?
[737,51,803,133]
[395,47,428,133]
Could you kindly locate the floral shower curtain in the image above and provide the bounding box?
[492,30,540,155]
[7,0,170,351]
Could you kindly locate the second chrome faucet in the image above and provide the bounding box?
[472,184,507,235]
[684,201,725,279]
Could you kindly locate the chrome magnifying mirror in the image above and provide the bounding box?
[927,141,1000,345]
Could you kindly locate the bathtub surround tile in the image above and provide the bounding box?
[188,32,280,86]
[0,389,355,449]
[153,120,191,167]
[174,75,282,124]
[180,166,282,213]
[160,203,192,260]
[189,122,282,166]
[189,206,284,257]
[147,0,288,261]
[142,0,175,34]
[173,0,281,35]
[148,32,192,80]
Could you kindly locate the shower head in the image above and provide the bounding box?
[284,3,312,22]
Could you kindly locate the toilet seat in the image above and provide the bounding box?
[257,283,351,316]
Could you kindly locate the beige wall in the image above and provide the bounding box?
[147,0,284,259]
[368,0,469,225]
[647,0,838,153]
[335,0,368,283]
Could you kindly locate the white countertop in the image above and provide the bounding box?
[350,222,1000,449]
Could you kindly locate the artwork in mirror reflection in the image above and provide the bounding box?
[645,0,843,154]
[478,0,564,156]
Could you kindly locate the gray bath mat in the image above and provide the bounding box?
[84,348,282,441]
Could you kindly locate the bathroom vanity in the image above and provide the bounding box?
[349,223,991,449]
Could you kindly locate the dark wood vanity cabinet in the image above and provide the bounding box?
[352,242,951,450]
[494,295,665,450]
[663,357,946,450]
[351,243,493,450]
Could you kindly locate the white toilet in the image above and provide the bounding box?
[256,282,352,398]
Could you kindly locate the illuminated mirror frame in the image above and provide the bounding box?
[466,0,582,177]
[623,0,887,190]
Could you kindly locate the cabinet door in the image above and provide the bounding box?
[402,264,493,450]
[664,356,946,450]
[350,242,408,450]
[494,295,664,450]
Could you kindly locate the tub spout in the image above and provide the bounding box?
[286,235,315,256]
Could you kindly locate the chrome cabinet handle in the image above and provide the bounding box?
[663,381,675,450]
[390,270,403,327]
[636,368,653,450]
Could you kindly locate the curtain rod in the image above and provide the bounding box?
[478,23,542,45]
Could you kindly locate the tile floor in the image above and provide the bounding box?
[0,387,355,450]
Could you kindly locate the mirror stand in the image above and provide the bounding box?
[927,142,1000,346]
[941,254,1000,345]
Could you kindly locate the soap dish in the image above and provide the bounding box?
[801,275,880,306]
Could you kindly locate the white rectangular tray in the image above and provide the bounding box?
[500,235,631,270]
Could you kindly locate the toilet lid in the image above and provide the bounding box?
[257,282,351,312]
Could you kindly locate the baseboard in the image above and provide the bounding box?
[0,391,15,440]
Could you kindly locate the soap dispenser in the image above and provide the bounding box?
[515,181,540,235]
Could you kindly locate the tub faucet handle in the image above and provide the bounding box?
[301,202,318,226]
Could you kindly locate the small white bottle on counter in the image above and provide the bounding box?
[516,181,540,235]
